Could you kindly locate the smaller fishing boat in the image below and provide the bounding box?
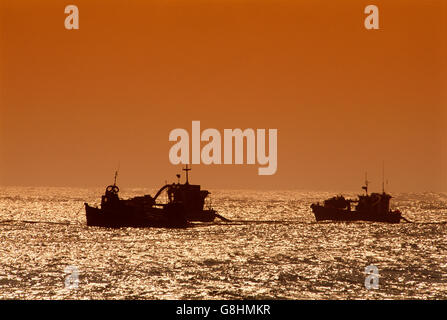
[310,175,408,223]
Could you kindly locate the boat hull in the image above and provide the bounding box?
[311,204,402,223]
[85,203,189,228]
[185,209,217,222]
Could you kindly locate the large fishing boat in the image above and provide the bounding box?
[84,166,228,228]
[310,176,408,223]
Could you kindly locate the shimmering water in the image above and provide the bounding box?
[0,187,446,299]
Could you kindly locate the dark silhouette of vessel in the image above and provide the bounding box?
[84,166,228,228]
[311,176,408,223]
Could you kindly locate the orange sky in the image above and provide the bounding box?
[0,0,446,191]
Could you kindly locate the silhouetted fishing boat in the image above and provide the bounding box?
[84,166,229,228]
[311,175,408,223]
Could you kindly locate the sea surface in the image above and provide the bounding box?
[0,186,446,299]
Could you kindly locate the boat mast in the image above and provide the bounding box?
[113,162,120,186]
[362,172,369,195]
[183,164,191,184]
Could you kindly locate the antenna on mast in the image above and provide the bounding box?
[183,164,191,184]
